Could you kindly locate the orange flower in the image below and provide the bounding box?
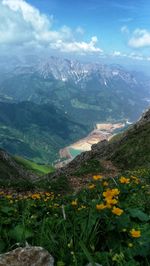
[112,206,124,216]
[93,175,103,181]
[130,229,141,238]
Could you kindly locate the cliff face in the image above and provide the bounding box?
[49,107,150,178]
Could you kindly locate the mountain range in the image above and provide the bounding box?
[0,56,150,163]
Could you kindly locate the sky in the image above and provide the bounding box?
[0,0,150,68]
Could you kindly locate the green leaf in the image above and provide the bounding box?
[1,206,14,214]
[9,225,33,242]
[79,241,96,266]
[128,208,150,222]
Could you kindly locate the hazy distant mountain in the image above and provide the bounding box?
[0,56,149,163]
[0,56,149,124]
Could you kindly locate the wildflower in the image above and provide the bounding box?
[103,181,109,186]
[105,198,118,205]
[122,228,127,232]
[96,203,106,210]
[31,193,41,200]
[112,206,124,216]
[71,200,78,207]
[93,175,103,181]
[103,188,120,198]
[111,188,120,196]
[130,229,141,238]
[119,176,130,184]
[88,184,95,189]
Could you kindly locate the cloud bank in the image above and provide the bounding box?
[0,0,102,54]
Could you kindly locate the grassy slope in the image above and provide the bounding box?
[14,156,54,176]
[111,122,150,170]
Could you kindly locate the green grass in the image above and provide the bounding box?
[14,156,54,176]
[75,159,104,176]
[111,123,150,170]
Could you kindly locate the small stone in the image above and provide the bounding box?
[0,246,54,266]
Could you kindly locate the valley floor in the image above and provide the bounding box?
[56,122,125,168]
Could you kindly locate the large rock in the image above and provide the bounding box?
[0,246,54,266]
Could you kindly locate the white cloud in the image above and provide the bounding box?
[0,0,102,54]
[111,50,149,61]
[128,28,150,48]
[50,36,102,53]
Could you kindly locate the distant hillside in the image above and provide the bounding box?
[0,101,88,163]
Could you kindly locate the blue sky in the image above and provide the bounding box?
[0,0,150,67]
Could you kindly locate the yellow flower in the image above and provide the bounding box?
[111,188,120,196]
[130,229,141,238]
[103,188,120,199]
[71,200,78,207]
[103,181,109,186]
[88,184,95,189]
[93,175,103,181]
[112,206,124,216]
[31,194,41,200]
[96,203,106,210]
[105,197,118,205]
[119,176,130,184]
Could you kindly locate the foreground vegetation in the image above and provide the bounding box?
[0,170,150,265]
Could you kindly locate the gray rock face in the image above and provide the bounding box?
[0,246,54,266]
